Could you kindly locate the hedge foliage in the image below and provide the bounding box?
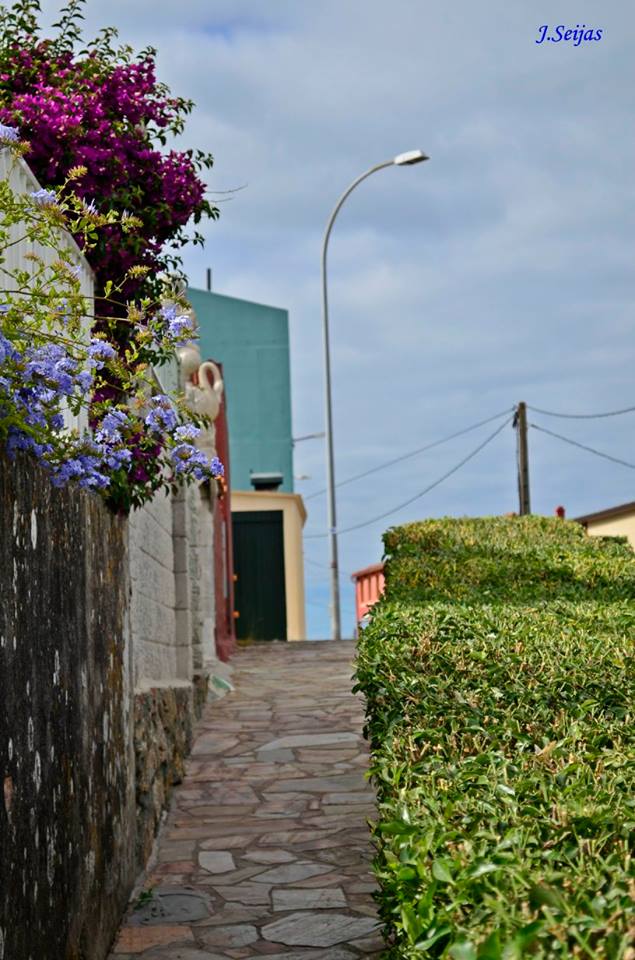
[355,518,635,958]
[382,516,635,604]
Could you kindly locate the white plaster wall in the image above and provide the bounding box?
[585,514,635,550]
[173,483,217,676]
[0,151,94,436]
[192,485,217,671]
[172,486,193,681]
[129,492,178,688]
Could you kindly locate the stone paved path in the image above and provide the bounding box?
[109,640,382,959]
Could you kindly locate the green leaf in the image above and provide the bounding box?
[416,924,451,949]
[511,920,543,951]
[528,884,565,912]
[400,904,423,942]
[449,942,478,960]
[469,862,499,878]
[477,930,502,960]
[432,859,454,884]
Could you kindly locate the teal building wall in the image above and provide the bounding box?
[187,287,294,493]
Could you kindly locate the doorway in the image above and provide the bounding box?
[232,510,287,641]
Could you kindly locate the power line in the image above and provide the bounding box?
[527,402,635,420]
[305,556,354,580]
[306,415,513,539]
[530,422,635,470]
[303,407,514,501]
[305,596,356,613]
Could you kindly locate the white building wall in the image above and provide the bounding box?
[129,492,178,688]
[198,492,217,670]
[130,480,218,690]
[0,149,94,436]
[173,482,217,677]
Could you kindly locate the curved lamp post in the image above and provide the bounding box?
[321,149,429,640]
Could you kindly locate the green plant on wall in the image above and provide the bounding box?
[0,133,223,510]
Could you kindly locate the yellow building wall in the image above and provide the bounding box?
[584,514,635,550]
[232,490,307,641]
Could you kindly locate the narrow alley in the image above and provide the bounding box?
[109,640,382,959]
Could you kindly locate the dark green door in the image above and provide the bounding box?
[232,510,287,641]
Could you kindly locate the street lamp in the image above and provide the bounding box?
[321,149,429,641]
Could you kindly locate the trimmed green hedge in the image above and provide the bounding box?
[356,518,635,958]
[383,517,635,604]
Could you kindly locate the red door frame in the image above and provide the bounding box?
[211,361,236,661]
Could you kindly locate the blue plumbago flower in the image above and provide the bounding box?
[6,428,53,460]
[0,304,9,314]
[88,338,117,367]
[24,343,77,396]
[166,314,196,342]
[30,188,58,207]
[83,198,98,215]
[78,472,110,489]
[170,444,224,482]
[101,409,129,433]
[49,453,110,490]
[0,123,19,142]
[145,394,178,433]
[157,304,196,345]
[96,409,129,442]
[76,370,93,392]
[210,456,224,478]
[171,442,203,476]
[0,332,17,362]
[101,446,132,471]
[173,423,200,442]
[54,299,70,324]
[160,303,178,323]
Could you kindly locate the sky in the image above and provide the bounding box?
[40,1,635,637]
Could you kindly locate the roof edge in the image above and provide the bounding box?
[574,501,635,525]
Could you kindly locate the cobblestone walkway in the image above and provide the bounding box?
[110,640,382,959]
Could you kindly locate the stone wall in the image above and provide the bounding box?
[133,684,194,870]
[0,451,135,960]
[128,480,217,870]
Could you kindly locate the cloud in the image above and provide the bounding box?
[37,0,635,636]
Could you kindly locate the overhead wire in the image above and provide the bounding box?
[304,556,353,575]
[527,402,635,420]
[529,422,635,470]
[305,415,513,538]
[302,407,514,501]
[301,402,635,542]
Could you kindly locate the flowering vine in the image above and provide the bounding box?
[0,0,218,304]
[0,0,226,511]
[0,133,223,512]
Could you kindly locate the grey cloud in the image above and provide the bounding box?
[35,0,635,636]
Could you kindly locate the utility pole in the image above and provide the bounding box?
[514,401,531,515]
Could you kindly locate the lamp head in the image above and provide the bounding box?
[393,149,429,166]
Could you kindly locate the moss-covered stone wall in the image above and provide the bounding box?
[0,451,136,960]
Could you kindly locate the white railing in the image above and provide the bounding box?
[0,149,95,436]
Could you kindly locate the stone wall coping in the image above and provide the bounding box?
[135,678,195,694]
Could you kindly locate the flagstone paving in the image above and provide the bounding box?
[109,640,382,959]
